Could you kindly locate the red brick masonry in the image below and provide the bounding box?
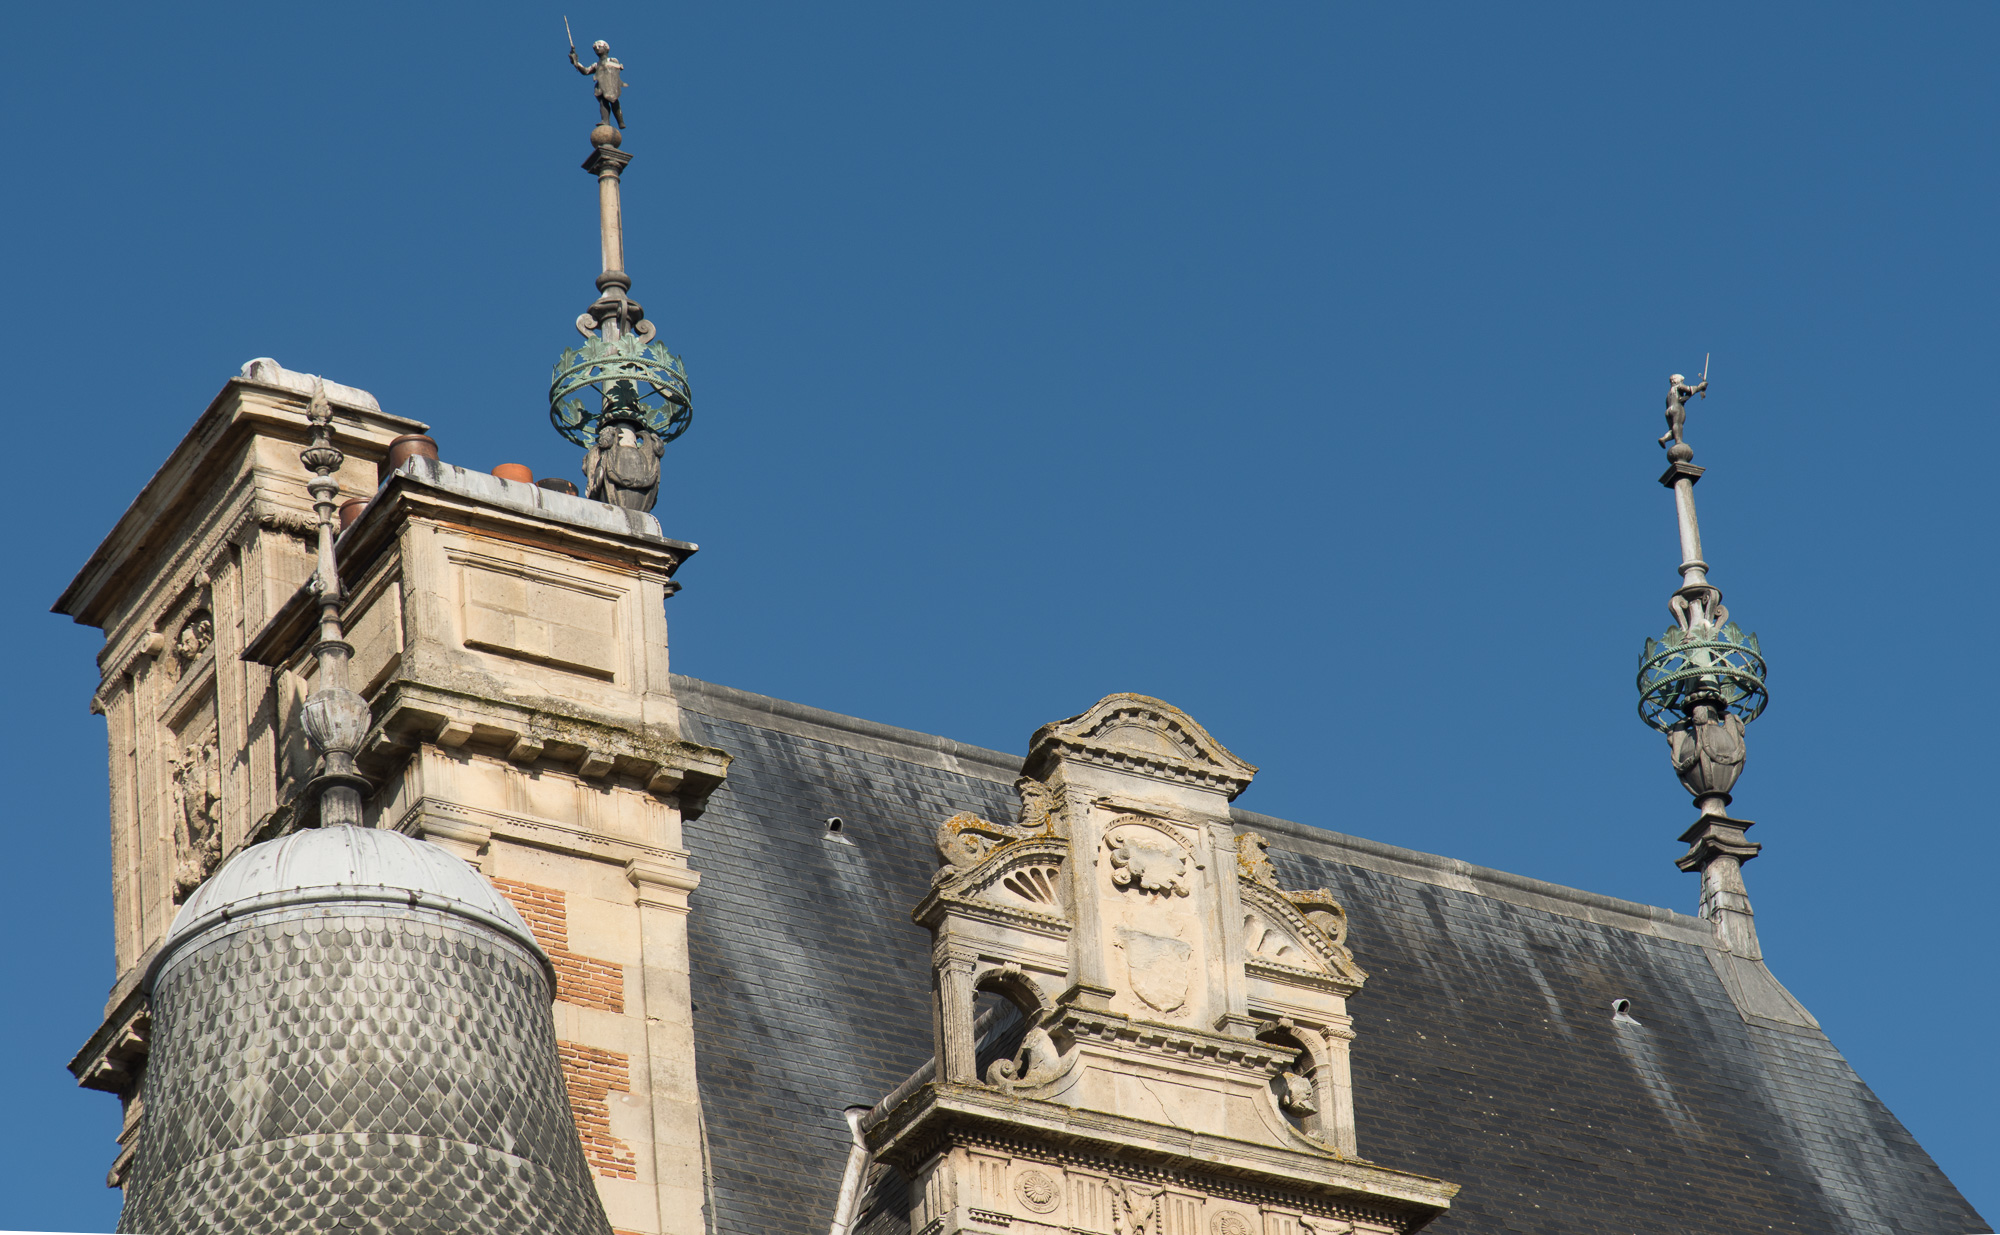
[491,876,627,1012]
[559,1041,640,1181]
[493,877,638,1180]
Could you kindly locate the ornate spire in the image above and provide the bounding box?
[548,33,692,515]
[1635,368,1769,957]
[298,379,372,828]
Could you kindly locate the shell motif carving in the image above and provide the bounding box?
[1001,864,1062,906]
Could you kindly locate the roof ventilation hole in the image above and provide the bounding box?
[1611,998,1642,1026]
[824,816,854,846]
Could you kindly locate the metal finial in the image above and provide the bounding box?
[297,378,372,828]
[548,33,692,514]
[1636,366,1768,957]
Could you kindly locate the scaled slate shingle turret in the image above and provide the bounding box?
[117,825,616,1235]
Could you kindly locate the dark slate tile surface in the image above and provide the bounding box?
[678,706,1015,1235]
[678,686,1985,1235]
[1266,850,1984,1234]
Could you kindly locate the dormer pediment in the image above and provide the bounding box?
[1025,693,1257,798]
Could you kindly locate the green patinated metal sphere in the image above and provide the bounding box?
[1636,621,1768,733]
[549,334,693,449]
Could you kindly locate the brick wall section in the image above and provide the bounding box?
[491,877,637,1181]
[558,1041,639,1180]
[490,877,626,1013]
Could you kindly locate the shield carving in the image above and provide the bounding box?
[1116,927,1192,1014]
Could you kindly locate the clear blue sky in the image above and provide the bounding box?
[2,4,1993,1228]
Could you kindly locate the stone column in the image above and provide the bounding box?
[628,856,706,1235]
[1208,822,1257,1036]
[1321,1019,1359,1157]
[582,143,635,341]
[936,955,979,1084]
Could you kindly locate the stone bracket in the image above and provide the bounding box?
[70,986,152,1100]
[356,681,730,815]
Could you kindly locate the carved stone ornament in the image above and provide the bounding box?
[1285,889,1349,949]
[935,777,1063,871]
[1211,1213,1255,1235]
[1104,823,1190,897]
[1240,832,1349,947]
[1115,926,1192,1014]
[582,417,667,512]
[1298,1218,1356,1235]
[171,735,223,900]
[1106,1178,1166,1235]
[174,611,214,664]
[1280,1070,1319,1116]
[1016,1169,1061,1213]
[987,1024,1071,1091]
[1237,830,1279,885]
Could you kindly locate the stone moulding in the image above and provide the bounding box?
[864,1083,1457,1228]
[387,796,696,873]
[1060,1008,1298,1075]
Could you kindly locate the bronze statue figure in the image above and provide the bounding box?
[1658,372,1708,448]
[583,415,666,511]
[570,38,627,129]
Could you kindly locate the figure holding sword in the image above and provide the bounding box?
[1658,354,1710,449]
[566,17,627,129]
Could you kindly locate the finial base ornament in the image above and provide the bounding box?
[549,34,695,512]
[298,380,372,827]
[1676,813,1764,958]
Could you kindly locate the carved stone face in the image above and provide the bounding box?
[594,40,610,54]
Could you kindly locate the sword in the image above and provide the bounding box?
[564,15,576,54]
[1700,352,1709,398]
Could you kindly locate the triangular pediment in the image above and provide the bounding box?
[1026,693,1257,796]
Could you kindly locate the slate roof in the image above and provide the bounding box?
[672,676,1985,1235]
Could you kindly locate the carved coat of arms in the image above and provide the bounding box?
[1116,926,1192,1013]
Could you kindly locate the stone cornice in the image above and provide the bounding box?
[865,1082,1457,1218]
[391,796,694,872]
[1060,1008,1295,1075]
[359,680,731,811]
[55,370,422,632]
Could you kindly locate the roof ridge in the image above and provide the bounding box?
[671,674,1714,945]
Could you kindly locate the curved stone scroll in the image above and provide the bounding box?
[935,777,1064,871]
[1238,832,1352,952]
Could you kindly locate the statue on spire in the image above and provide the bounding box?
[1657,367,1708,449]
[569,35,627,129]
